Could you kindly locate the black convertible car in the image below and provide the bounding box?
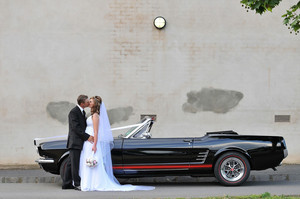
[34,117,288,186]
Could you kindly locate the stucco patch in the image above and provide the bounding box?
[47,102,134,125]
[182,88,243,114]
[46,101,76,124]
[107,106,134,125]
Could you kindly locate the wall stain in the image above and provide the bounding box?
[47,102,133,125]
[182,88,243,114]
[107,106,133,125]
[46,101,76,124]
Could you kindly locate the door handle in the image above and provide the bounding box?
[183,139,193,143]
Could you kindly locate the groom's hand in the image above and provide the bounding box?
[88,136,94,144]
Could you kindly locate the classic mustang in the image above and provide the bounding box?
[34,117,288,186]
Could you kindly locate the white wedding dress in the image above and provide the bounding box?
[79,103,155,192]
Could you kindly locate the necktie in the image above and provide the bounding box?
[82,110,86,117]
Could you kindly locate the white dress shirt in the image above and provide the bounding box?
[77,104,84,114]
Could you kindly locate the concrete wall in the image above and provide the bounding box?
[0,0,299,165]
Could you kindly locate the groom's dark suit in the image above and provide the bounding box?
[62,106,90,188]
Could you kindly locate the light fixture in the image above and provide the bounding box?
[153,16,166,29]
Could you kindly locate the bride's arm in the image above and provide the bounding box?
[92,113,99,152]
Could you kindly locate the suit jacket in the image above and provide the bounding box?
[67,106,90,150]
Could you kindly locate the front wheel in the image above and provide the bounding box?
[59,158,69,180]
[214,152,250,186]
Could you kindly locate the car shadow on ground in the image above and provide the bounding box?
[53,178,298,188]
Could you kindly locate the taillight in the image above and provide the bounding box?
[282,139,287,149]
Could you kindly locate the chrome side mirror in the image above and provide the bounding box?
[141,132,152,139]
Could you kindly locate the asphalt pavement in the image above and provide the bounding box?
[0,165,299,199]
[1,181,300,199]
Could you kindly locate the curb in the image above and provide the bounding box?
[1,176,61,183]
[1,164,299,184]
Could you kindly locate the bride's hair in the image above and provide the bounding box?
[90,96,102,115]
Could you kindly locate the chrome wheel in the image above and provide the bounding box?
[214,152,250,186]
[220,157,245,182]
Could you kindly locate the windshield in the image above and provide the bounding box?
[124,126,137,136]
[118,126,138,138]
[133,124,149,138]
[117,117,152,138]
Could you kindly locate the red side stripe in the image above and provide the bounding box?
[190,164,212,168]
[113,164,212,170]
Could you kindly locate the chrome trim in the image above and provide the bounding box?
[35,158,55,164]
[34,135,67,147]
[126,119,151,139]
[195,150,209,163]
[276,142,281,147]
[115,117,152,139]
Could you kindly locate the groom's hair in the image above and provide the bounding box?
[77,95,88,105]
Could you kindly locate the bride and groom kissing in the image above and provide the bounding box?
[62,95,154,192]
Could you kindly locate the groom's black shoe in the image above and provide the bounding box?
[62,184,75,190]
[74,186,81,191]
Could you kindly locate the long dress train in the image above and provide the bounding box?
[79,104,155,191]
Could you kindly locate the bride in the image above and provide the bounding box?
[79,96,155,191]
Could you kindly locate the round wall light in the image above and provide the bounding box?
[153,16,166,29]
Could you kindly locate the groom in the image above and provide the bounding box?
[62,95,94,190]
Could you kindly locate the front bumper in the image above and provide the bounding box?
[35,158,55,164]
[35,158,59,175]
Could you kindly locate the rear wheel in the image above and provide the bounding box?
[214,152,250,186]
[59,158,69,179]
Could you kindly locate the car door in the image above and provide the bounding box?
[188,137,213,175]
[120,138,193,176]
[111,139,124,175]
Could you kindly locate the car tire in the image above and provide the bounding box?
[59,157,69,180]
[214,152,250,186]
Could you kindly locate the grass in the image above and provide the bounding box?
[167,192,300,199]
